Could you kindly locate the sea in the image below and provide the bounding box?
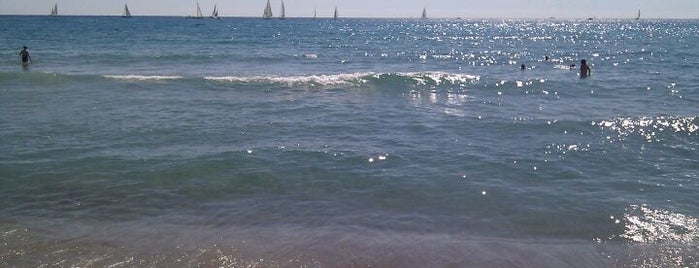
[0,16,697,267]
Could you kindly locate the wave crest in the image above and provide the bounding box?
[104,75,184,81]
[400,72,480,86]
[205,72,374,87]
[205,72,480,89]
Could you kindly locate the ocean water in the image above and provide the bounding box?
[1,16,698,267]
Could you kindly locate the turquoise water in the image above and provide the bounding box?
[1,16,698,267]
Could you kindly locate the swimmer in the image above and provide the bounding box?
[19,46,31,63]
[580,59,591,77]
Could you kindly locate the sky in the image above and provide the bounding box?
[1,0,697,19]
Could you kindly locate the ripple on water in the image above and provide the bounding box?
[593,116,698,143]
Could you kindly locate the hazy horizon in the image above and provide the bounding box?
[1,0,697,19]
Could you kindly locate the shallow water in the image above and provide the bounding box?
[1,16,698,267]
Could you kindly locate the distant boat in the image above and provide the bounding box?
[210,4,221,19]
[189,2,204,19]
[49,3,58,16]
[421,8,427,19]
[635,9,640,20]
[313,8,316,19]
[333,6,338,20]
[263,0,273,19]
[122,4,131,18]
[279,0,285,19]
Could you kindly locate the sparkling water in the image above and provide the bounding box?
[1,16,697,267]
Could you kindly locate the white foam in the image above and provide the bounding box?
[397,71,480,85]
[204,71,480,88]
[205,72,374,86]
[553,65,575,70]
[104,75,183,81]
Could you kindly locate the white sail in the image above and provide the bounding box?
[210,4,220,19]
[333,6,338,19]
[263,0,273,19]
[421,8,427,19]
[122,4,131,18]
[195,2,203,18]
[280,1,285,19]
[50,3,58,16]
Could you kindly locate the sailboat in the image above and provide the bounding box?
[210,4,221,19]
[313,8,316,19]
[421,8,427,19]
[122,4,132,18]
[279,1,285,19]
[333,6,338,20]
[189,2,204,19]
[49,3,58,16]
[635,9,640,20]
[263,0,273,19]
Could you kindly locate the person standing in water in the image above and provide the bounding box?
[19,46,31,63]
[580,59,591,78]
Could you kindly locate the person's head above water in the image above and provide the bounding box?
[581,59,587,65]
[23,46,27,49]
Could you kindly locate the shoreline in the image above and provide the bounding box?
[2,217,695,267]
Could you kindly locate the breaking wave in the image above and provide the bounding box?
[1,71,481,90]
[103,75,185,81]
[204,72,480,88]
[204,72,374,87]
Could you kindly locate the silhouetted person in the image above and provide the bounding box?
[19,46,31,63]
[580,59,590,78]
[521,64,526,70]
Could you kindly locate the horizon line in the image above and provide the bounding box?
[1,14,697,20]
